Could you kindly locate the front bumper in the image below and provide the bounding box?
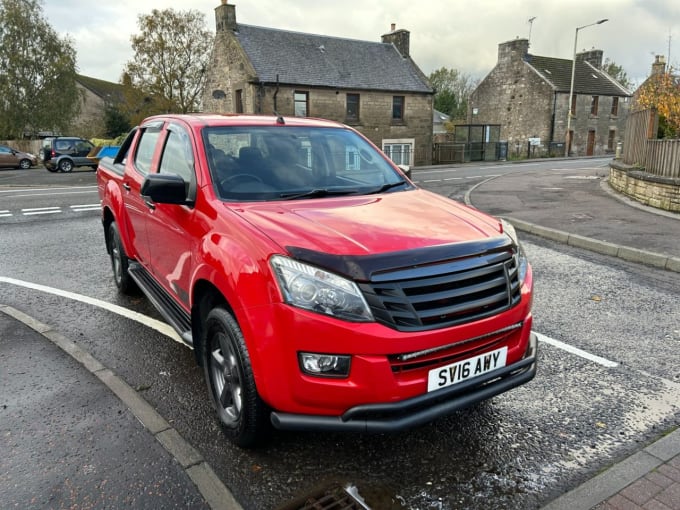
[270,332,537,433]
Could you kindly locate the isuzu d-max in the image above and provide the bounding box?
[97,113,537,447]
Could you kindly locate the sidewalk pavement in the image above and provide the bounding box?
[1,164,678,510]
[0,305,241,510]
[467,166,680,510]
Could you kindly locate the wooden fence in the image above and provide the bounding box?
[0,139,42,154]
[622,109,680,178]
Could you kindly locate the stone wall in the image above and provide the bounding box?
[72,83,107,139]
[469,41,555,147]
[554,93,630,156]
[610,162,680,212]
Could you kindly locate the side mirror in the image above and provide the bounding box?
[141,173,189,205]
[397,164,412,179]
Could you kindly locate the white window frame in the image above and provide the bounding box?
[382,138,414,166]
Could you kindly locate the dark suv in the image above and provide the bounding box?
[42,137,97,172]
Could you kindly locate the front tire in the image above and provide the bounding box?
[58,159,74,172]
[19,159,31,169]
[203,307,269,448]
[108,222,136,294]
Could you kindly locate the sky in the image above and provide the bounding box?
[43,0,679,89]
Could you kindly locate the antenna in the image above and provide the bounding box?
[528,16,536,46]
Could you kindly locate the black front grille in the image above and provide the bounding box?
[359,249,521,331]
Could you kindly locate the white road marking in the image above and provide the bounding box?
[21,206,61,212]
[70,204,101,212]
[535,332,618,368]
[0,276,185,346]
[9,190,99,198]
[0,213,11,218]
[22,207,62,216]
[0,185,98,194]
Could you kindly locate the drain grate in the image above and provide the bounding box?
[278,485,371,510]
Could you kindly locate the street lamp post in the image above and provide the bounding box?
[565,18,608,156]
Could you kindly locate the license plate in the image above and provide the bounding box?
[427,347,508,392]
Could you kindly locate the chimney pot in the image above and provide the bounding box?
[391,23,396,31]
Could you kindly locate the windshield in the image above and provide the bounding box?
[202,126,410,201]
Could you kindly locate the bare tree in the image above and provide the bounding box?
[124,8,212,114]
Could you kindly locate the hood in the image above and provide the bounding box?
[230,189,502,256]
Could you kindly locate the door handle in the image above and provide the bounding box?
[144,198,156,211]
[122,183,131,191]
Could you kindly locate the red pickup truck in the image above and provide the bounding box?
[97,113,537,447]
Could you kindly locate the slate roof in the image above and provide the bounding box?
[525,55,631,96]
[76,75,124,103]
[234,24,432,94]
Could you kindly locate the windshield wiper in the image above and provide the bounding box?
[365,180,408,194]
[280,188,359,200]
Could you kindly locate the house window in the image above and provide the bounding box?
[570,94,577,116]
[611,97,619,116]
[608,129,616,150]
[346,93,360,123]
[392,96,405,121]
[591,96,599,116]
[383,138,414,166]
[294,91,309,117]
[235,89,244,113]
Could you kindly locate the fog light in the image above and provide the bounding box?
[299,352,351,378]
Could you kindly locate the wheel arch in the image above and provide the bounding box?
[57,157,74,169]
[191,280,232,367]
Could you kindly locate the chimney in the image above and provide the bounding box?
[215,0,236,33]
[576,48,603,68]
[382,23,410,58]
[497,38,529,64]
[651,55,666,76]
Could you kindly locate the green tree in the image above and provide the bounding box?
[602,58,632,90]
[104,105,131,138]
[0,0,80,138]
[124,8,212,114]
[428,67,477,121]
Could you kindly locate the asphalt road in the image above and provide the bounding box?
[1,163,679,509]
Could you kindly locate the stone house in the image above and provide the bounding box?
[73,75,124,139]
[468,38,631,157]
[202,1,433,166]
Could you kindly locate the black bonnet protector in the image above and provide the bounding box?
[286,236,513,282]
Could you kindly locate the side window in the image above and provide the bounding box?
[75,140,93,152]
[55,140,73,151]
[159,128,195,184]
[134,127,161,176]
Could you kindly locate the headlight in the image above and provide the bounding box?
[501,219,528,284]
[270,255,374,322]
